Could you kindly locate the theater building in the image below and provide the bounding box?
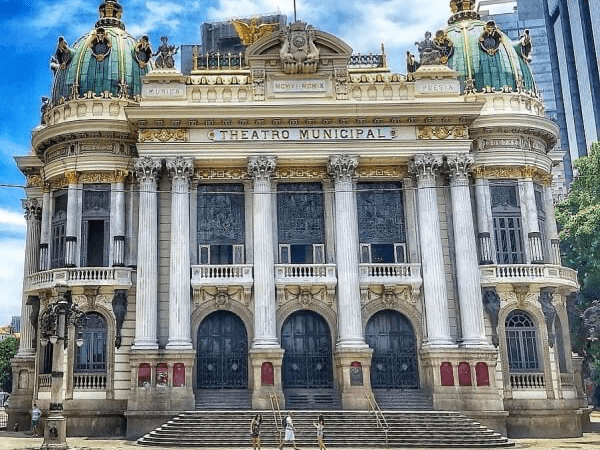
[9,0,589,440]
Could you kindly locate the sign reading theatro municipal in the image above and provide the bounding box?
[9,0,589,444]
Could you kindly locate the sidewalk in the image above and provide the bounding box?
[1,413,599,450]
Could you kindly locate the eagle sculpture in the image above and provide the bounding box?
[232,18,280,46]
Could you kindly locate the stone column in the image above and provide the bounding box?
[16,198,42,356]
[132,156,161,350]
[448,154,488,347]
[64,171,79,267]
[543,183,561,265]
[328,155,368,349]
[473,174,494,264]
[39,187,51,271]
[112,170,127,267]
[166,157,194,349]
[409,154,454,347]
[522,170,543,263]
[248,156,279,348]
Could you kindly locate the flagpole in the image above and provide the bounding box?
[294,0,297,21]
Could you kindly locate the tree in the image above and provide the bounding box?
[556,142,600,388]
[0,336,18,392]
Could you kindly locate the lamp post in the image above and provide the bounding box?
[39,283,86,450]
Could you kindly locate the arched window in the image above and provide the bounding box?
[75,313,107,373]
[505,310,540,372]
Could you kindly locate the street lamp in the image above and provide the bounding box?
[39,282,87,450]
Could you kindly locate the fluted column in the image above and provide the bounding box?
[166,157,194,349]
[64,171,79,267]
[522,171,543,263]
[409,154,454,347]
[17,198,42,356]
[474,175,494,264]
[248,156,279,349]
[448,155,488,347]
[543,184,561,265]
[132,156,161,350]
[329,155,368,349]
[39,187,51,271]
[112,170,127,267]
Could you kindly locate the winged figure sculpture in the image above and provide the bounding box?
[232,18,280,46]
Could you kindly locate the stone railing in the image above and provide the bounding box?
[560,373,575,388]
[191,264,253,285]
[38,374,52,391]
[510,373,545,389]
[73,373,107,390]
[359,263,422,285]
[274,264,337,285]
[27,267,134,292]
[480,264,578,289]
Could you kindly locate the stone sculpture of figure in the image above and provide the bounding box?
[581,300,600,343]
[134,35,153,69]
[50,36,73,74]
[112,290,128,349]
[415,31,442,65]
[406,51,418,80]
[40,97,51,124]
[538,290,557,347]
[154,36,178,69]
[482,289,500,347]
[519,29,532,62]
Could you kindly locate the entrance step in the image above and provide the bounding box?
[138,410,514,447]
[372,388,433,410]
[284,388,342,410]
[195,389,251,410]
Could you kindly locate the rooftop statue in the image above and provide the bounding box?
[154,36,178,69]
[415,31,443,65]
[519,29,533,62]
[232,17,280,46]
[134,36,153,69]
[50,37,73,75]
[279,22,320,74]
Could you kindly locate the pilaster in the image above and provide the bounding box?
[132,156,161,350]
[39,186,51,271]
[64,171,79,267]
[328,155,368,349]
[248,156,279,349]
[409,153,454,347]
[447,154,488,347]
[166,157,194,349]
[111,170,128,267]
[521,172,543,263]
[473,175,494,264]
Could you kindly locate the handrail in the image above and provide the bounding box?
[365,392,389,447]
[270,391,284,445]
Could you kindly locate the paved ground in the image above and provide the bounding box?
[1,414,599,450]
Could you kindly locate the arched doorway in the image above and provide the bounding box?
[366,310,419,388]
[197,311,248,389]
[281,310,333,388]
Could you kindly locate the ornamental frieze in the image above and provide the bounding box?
[194,167,246,181]
[417,125,467,140]
[138,128,188,142]
[193,286,250,308]
[274,166,328,180]
[26,175,43,188]
[276,285,334,307]
[477,136,546,154]
[360,285,419,307]
[356,165,408,179]
[472,165,552,184]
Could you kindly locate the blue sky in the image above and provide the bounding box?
[0,0,466,326]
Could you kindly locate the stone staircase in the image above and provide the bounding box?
[195,389,252,410]
[372,388,433,410]
[137,410,514,447]
[284,388,342,410]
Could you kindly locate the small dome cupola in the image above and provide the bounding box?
[48,0,152,105]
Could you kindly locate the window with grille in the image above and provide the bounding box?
[75,313,107,373]
[81,184,111,267]
[505,311,540,372]
[491,183,525,264]
[357,182,407,263]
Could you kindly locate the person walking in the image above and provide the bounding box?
[250,413,262,450]
[31,404,41,437]
[313,414,327,450]
[278,412,298,449]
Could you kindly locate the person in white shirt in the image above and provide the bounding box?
[313,414,327,450]
[31,404,42,437]
[278,412,298,450]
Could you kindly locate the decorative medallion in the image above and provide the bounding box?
[280,22,320,74]
[231,17,280,46]
[134,36,153,69]
[139,129,188,142]
[89,28,112,62]
[417,125,467,140]
[479,21,502,56]
[434,30,454,64]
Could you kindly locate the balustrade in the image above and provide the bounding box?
[480,264,578,289]
[510,373,545,389]
[73,373,107,390]
[38,374,52,391]
[26,267,133,291]
[275,264,336,279]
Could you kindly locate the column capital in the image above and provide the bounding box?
[409,153,442,183]
[22,197,42,221]
[65,170,80,185]
[248,155,277,182]
[328,154,359,183]
[134,156,162,183]
[447,153,473,184]
[166,156,194,181]
[113,169,129,183]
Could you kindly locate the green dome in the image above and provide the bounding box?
[445,18,535,94]
[50,1,151,103]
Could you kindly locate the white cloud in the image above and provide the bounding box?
[127,1,187,37]
[0,208,26,231]
[0,238,25,327]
